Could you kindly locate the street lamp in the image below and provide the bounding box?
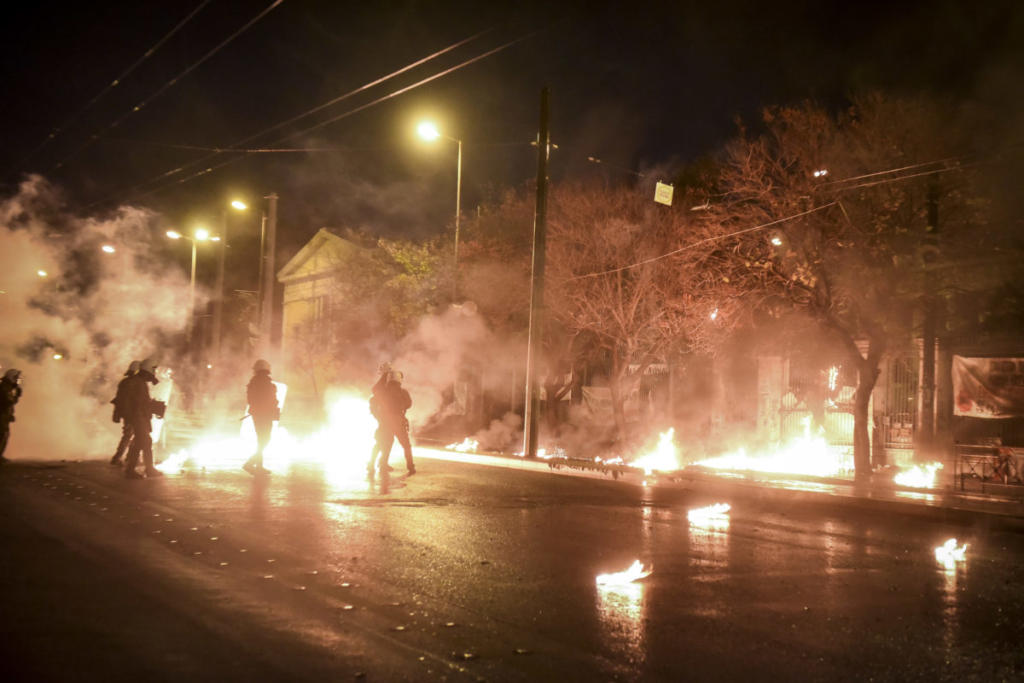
[417,120,462,299]
[167,228,216,344]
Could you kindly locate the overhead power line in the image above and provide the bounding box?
[125,31,535,202]
[565,202,838,281]
[95,30,492,206]
[7,0,215,179]
[51,0,288,173]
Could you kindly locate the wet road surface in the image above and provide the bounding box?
[2,450,1023,682]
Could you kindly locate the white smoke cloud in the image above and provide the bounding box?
[392,302,493,424]
[0,176,191,460]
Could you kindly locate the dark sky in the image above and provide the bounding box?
[1,0,1022,263]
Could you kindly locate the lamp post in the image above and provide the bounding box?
[417,121,462,300]
[212,199,249,360]
[167,228,216,345]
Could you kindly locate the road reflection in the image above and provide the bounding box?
[596,581,646,657]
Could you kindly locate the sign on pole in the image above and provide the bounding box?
[654,181,674,206]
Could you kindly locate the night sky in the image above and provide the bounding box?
[2,0,1021,264]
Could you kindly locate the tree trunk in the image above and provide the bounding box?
[851,351,882,480]
[608,357,627,442]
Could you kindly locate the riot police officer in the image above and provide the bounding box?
[123,358,164,479]
[243,359,279,476]
[0,368,23,463]
[110,360,140,466]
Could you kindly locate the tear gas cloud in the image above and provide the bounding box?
[0,176,192,459]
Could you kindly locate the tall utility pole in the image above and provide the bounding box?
[259,193,278,356]
[453,137,462,301]
[212,209,228,359]
[916,180,939,458]
[523,87,551,459]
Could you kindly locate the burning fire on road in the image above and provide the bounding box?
[596,560,652,586]
[934,538,968,570]
[158,389,378,490]
[687,503,731,530]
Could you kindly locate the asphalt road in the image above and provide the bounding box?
[1,452,1023,682]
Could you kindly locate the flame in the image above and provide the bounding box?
[934,538,967,569]
[596,560,652,586]
[696,419,852,478]
[687,503,731,524]
[446,437,479,452]
[631,429,680,475]
[157,387,379,489]
[894,462,942,489]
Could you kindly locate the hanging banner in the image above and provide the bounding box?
[953,355,1024,418]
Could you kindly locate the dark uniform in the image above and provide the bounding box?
[244,361,279,475]
[0,370,23,463]
[367,370,390,474]
[124,361,163,478]
[377,373,415,475]
[109,362,139,466]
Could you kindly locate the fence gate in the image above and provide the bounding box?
[883,355,917,449]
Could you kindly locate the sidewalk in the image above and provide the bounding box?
[414,445,1024,530]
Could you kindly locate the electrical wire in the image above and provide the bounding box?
[50,0,287,172]
[127,31,535,201]
[275,33,534,142]
[564,202,837,281]
[95,30,493,205]
[8,0,215,177]
[818,156,965,187]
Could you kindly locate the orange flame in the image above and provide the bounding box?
[934,538,967,569]
[894,462,942,489]
[596,560,652,586]
[631,429,680,475]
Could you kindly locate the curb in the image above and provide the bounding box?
[414,446,1024,531]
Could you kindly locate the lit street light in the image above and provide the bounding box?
[167,228,215,345]
[101,244,116,254]
[417,120,462,299]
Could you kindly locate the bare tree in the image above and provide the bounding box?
[546,181,695,442]
[698,93,988,477]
